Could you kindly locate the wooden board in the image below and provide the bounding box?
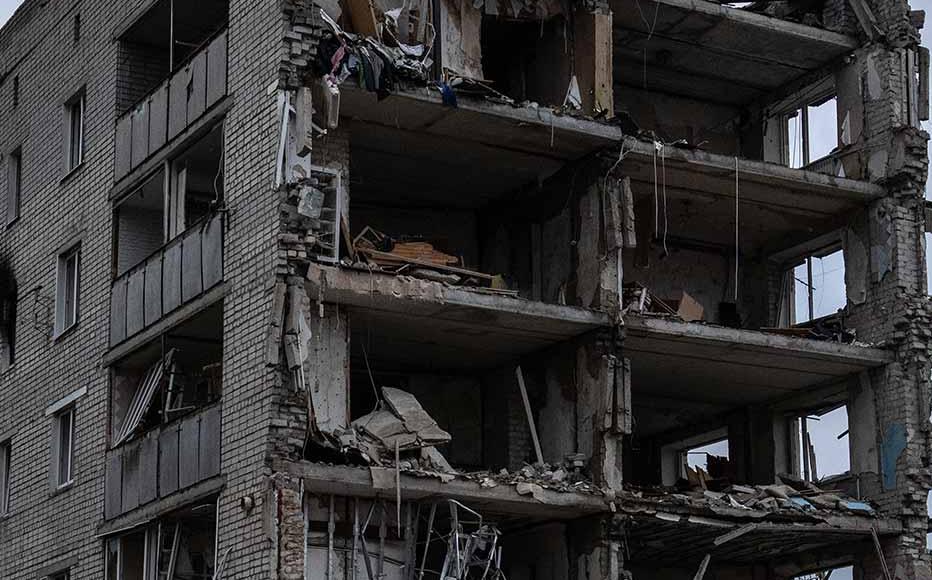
[104,450,123,519]
[187,50,208,124]
[114,114,133,181]
[130,102,150,168]
[121,440,140,513]
[181,228,203,303]
[138,430,159,505]
[158,423,180,497]
[198,405,221,480]
[148,83,169,154]
[109,279,127,346]
[206,31,228,108]
[179,414,200,490]
[574,9,613,117]
[163,242,182,313]
[344,0,379,37]
[201,214,223,290]
[168,65,190,140]
[144,254,163,327]
[126,268,146,338]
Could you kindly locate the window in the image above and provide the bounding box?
[6,147,20,225]
[12,76,18,109]
[797,404,849,483]
[792,248,846,324]
[0,441,10,515]
[660,427,731,485]
[49,571,70,580]
[53,407,75,488]
[73,14,80,43]
[784,95,838,169]
[55,245,80,335]
[64,91,84,173]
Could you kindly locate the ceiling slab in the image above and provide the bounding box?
[624,315,893,405]
[611,0,859,104]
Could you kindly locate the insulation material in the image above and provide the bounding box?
[439,0,484,80]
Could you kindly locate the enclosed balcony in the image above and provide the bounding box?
[114,0,229,183]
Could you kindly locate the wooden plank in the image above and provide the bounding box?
[126,268,146,338]
[181,228,203,303]
[358,248,495,280]
[138,430,159,505]
[121,439,140,513]
[168,66,190,140]
[574,9,613,117]
[201,213,223,290]
[198,405,221,480]
[163,241,182,313]
[187,50,208,124]
[130,102,150,168]
[158,422,180,497]
[105,449,123,519]
[148,83,169,154]
[114,114,133,181]
[109,278,127,346]
[206,31,228,108]
[179,413,200,489]
[144,254,163,327]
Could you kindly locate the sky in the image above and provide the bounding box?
[0,0,926,574]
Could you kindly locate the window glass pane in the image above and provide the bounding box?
[68,99,83,169]
[62,250,78,330]
[807,97,838,162]
[0,443,9,513]
[793,249,846,323]
[58,410,73,485]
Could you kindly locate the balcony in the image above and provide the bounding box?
[110,212,223,346]
[104,403,221,520]
[114,28,228,183]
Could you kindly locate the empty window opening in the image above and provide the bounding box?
[53,406,76,488]
[0,440,10,515]
[55,244,80,336]
[7,146,21,225]
[786,95,838,169]
[49,570,71,580]
[791,247,846,324]
[73,13,81,43]
[114,125,223,276]
[797,404,849,483]
[11,76,18,109]
[794,566,854,580]
[115,0,229,114]
[111,304,222,446]
[65,91,85,172]
[659,428,731,486]
[106,499,217,580]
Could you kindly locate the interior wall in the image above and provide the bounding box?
[404,374,483,468]
[617,90,742,156]
[503,523,570,580]
[117,207,163,276]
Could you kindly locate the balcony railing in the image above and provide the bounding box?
[114,29,228,182]
[110,212,224,346]
[104,403,221,520]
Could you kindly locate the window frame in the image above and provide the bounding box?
[7,146,21,226]
[64,91,85,174]
[53,407,76,489]
[54,244,81,337]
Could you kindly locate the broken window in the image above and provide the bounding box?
[53,406,76,488]
[47,570,71,580]
[659,428,731,486]
[0,440,10,515]
[785,95,838,169]
[111,304,222,445]
[796,404,850,483]
[55,244,80,336]
[6,146,21,225]
[64,90,85,173]
[106,499,217,580]
[791,247,846,324]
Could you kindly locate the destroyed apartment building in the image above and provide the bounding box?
[0,0,931,577]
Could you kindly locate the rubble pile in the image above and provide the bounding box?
[623,476,877,519]
[463,456,600,495]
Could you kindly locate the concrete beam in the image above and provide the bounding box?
[275,460,610,519]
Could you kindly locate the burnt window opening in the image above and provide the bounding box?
[115,0,229,115]
[110,303,222,446]
[7,146,21,225]
[114,124,223,277]
[106,498,218,580]
[0,260,16,372]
